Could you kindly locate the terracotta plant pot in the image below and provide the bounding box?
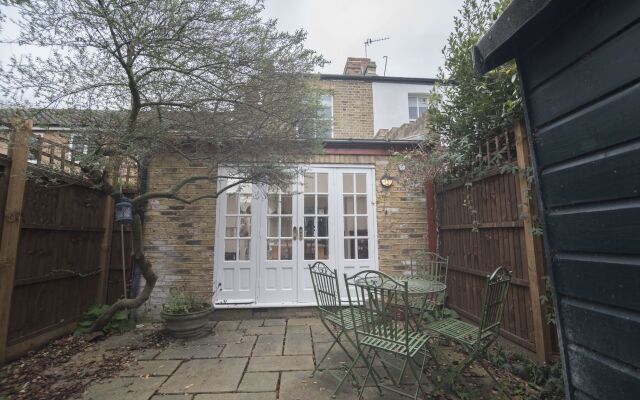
[160,306,214,338]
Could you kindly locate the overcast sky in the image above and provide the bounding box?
[0,0,464,78]
[261,0,464,78]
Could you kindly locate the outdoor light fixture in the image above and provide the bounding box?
[115,196,133,224]
[380,174,394,188]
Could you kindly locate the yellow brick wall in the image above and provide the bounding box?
[141,154,217,317]
[141,152,427,316]
[318,79,374,139]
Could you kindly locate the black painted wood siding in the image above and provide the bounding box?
[518,1,640,399]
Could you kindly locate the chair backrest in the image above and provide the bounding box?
[309,262,343,323]
[411,251,449,284]
[478,267,512,339]
[344,270,412,355]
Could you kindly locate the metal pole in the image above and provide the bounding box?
[120,223,127,298]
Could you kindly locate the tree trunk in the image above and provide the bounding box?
[91,212,156,332]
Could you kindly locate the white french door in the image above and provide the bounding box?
[214,166,377,306]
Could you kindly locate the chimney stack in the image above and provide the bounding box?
[343,57,377,76]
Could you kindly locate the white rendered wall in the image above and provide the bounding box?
[372,82,434,134]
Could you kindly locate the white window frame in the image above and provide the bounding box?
[408,93,428,121]
[319,94,334,138]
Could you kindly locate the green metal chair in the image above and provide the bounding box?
[308,262,366,397]
[409,251,449,318]
[427,266,512,399]
[343,270,435,399]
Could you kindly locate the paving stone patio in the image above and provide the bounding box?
[80,317,440,400]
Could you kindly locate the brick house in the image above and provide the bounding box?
[142,58,439,313]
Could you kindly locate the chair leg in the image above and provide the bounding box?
[479,357,513,400]
[311,327,344,377]
[357,350,378,400]
[334,351,361,399]
[405,349,430,400]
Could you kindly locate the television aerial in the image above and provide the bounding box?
[364,37,390,57]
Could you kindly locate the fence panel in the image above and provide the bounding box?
[7,179,107,348]
[435,128,554,359]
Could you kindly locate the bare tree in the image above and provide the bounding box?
[1,0,328,331]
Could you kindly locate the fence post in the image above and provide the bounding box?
[514,119,551,363]
[0,118,32,364]
[425,181,438,252]
[96,172,115,304]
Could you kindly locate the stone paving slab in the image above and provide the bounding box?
[82,377,166,400]
[221,335,257,357]
[133,348,161,361]
[151,395,193,400]
[157,344,224,359]
[186,331,245,346]
[287,318,322,326]
[252,335,283,356]
[310,325,333,343]
[244,326,285,336]
[247,355,314,372]
[285,324,310,334]
[194,393,276,400]
[238,372,279,392]
[312,342,353,367]
[263,318,286,326]
[119,360,182,377]
[215,320,241,331]
[238,319,264,329]
[160,358,247,394]
[283,333,313,355]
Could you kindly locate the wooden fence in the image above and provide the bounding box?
[0,120,135,363]
[435,122,554,362]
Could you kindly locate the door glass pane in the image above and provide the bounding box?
[268,194,278,214]
[304,239,316,260]
[304,173,315,192]
[225,240,237,261]
[357,239,369,259]
[281,217,292,237]
[239,194,252,214]
[267,239,279,260]
[268,217,279,237]
[356,195,367,214]
[356,216,368,236]
[317,173,328,193]
[344,216,355,236]
[238,239,251,260]
[239,217,251,237]
[344,196,354,214]
[318,239,329,260]
[344,239,355,259]
[304,217,315,237]
[227,194,238,214]
[304,195,315,214]
[317,217,328,237]
[281,240,293,260]
[317,195,328,215]
[356,173,366,193]
[343,174,353,193]
[225,217,237,237]
[281,195,292,214]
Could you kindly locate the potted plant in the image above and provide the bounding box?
[161,287,215,338]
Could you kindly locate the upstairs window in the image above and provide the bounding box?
[318,94,333,138]
[408,94,428,120]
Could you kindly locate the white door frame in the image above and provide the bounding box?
[213,164,378,307]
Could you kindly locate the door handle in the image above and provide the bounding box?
[292,226,298,241]
[298,226,304,241]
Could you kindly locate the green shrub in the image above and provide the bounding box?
[162,287,211,315]
[75,304,134,334]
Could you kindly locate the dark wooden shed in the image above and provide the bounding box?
[473,0,640,398]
